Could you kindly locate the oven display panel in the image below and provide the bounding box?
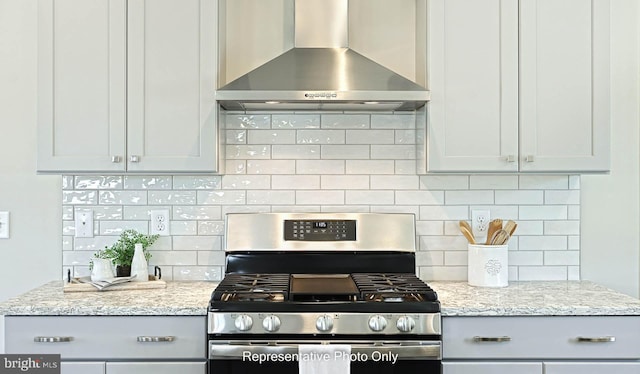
[284,220,356,241]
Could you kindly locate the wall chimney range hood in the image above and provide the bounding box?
[216,0,429,111]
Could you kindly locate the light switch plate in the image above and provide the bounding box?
[75,210,94,238]
[0,211,9,239]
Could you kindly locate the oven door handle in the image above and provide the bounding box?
[209,341,442,360]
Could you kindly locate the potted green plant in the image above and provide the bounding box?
[94,229,159,277]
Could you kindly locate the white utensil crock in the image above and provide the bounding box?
[468,244,508,287]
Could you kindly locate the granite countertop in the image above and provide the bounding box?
[1,280,640,317]
[431,281,640,316]
[0,281,216,316]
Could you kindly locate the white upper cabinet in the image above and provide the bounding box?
[428,0,519,172]
[427,0,610,173]
[37,0,219,173]
[519,0,610,172]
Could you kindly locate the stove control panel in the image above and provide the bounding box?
[209,312,442,336]
[284,220,356,241]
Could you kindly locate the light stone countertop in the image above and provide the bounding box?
[1,280,640,317]
[430,281,640,316]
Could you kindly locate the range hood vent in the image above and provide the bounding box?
[216,0,429,111]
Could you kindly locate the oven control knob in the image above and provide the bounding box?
[234,314,253,331]
[315,315,334,332]
[262,315,281,332]
[368,315,387,332]
[396,316,416,333]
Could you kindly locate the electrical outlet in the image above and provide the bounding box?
[150,210,170,236]
[0,211,9,239]
[471,210,491,241]
[75,210,94,238]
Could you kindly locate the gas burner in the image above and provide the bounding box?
[352,273,438,302]
[213,273,289,303]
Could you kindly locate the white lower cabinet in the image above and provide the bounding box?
[442,316,640,373]
[61,362,105,374]
[5,316,206,374]
[443,362,542,374]
[106,362,206,374]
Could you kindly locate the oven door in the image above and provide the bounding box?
[209,340,441,374]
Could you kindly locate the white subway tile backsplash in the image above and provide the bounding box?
[345,190,394,205]
[445,191,494,205]
[148,191,196,205]
[321,145,370,159]
[470,175,518,190]
[221,175,271,190]
[346,160,394,174]
[173,176,221,189]
[124,176,172,190]
[296,191,344,205]
[345,130,394,144]
[63,112,582,282]
[99,191,147,205]
[396,190,445,205]
[370,145,415,159]
[273,114,320,129]
[420,175,469,190]
[75,176,123,189]
[321,175,369,190]
[322,114,369,129]
[520,206,568,220]
[297,130,345,144]
[273,175,320,190]
[226,114,271,129]
[247,160,296,174]
[297,160,345,174]
[247,190,295,205]
[370,176,419,190]
[272,145,320,159]
[247,130,296,144]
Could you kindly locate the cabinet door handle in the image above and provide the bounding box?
[472,336,511,343]
[504,155,516,163]
[576,336,616,343]
[137,336,175,343]
[129,155,140,163]
[111,156,122,163]
[34,336,74,343]
[525,155,535,162]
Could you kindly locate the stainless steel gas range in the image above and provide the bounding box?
[207,213,442,374]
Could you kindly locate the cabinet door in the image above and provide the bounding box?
[37,0,127,172]
[427,0,518,172]
[519,0,610,172]
[106,362,206,374]
[544,362,640,374]
[443,362,542,374]
[127,0,218,173]
[61,362,105,374]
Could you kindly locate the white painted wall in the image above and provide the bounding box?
[0,0,62,302]
[581,0,640,298]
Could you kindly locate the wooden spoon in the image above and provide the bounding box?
[459,221,476,244]
[504,220,518,237]
[485,219,503,245]
[490,229,510,245]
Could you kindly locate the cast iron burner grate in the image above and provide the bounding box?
[213,273,289,302]
[351,273,438,302]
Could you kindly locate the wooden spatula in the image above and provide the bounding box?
[485,219,503,245]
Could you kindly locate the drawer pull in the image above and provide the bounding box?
[34,336,73,343]
[137,336,175,343]
[472,336,512,343]
[576,336,616,343]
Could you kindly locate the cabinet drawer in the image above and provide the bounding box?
[5,316,206,359]
[443,316,640,359]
